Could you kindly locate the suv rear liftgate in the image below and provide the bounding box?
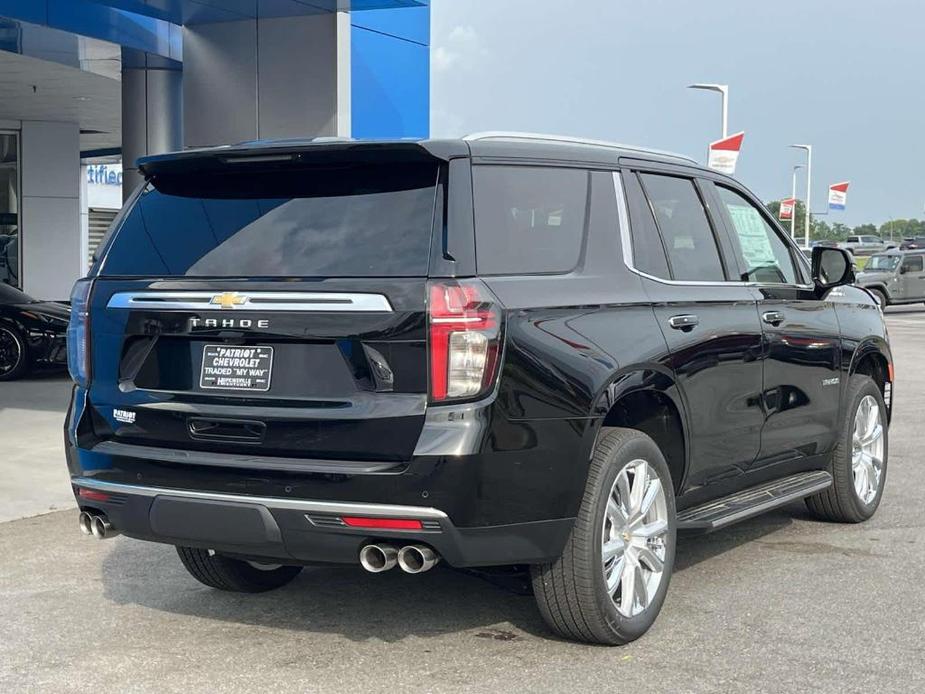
[66,142,569,567]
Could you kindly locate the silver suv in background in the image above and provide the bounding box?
[839,235,896,255]
[856,250,925,306]
[841,235,893,256]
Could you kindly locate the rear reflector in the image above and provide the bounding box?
[341,516,423,530]
[77,488,111,502]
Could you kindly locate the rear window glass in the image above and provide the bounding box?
[472,166,588,275]
[100,163,438,277]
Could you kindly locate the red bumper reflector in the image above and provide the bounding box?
[78,488,111,502]
[341,516,423,530]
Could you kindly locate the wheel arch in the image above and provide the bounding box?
[591,365,689,494]
[862,283,890,301]
[849,338,893,422]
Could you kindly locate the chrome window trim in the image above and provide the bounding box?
[612,171,816,291]
[72,477,449,520]
[106,291,394,312]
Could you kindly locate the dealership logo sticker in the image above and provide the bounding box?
[707,131,745,175]
[828,181,850,211]
[113,408,135,424]
[779,197,796,221]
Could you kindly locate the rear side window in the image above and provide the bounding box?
[100,163,439,277]
[472,166,588,275]
[622,172,670,279]
[639,174,725,282]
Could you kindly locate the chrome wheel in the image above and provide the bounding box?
[0,326,22,376]
[601,458,669,618]
[852,395,884,504]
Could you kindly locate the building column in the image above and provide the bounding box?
[121,49,182,202]
[183,13,348,149]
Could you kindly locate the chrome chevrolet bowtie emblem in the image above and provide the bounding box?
[211,292,247,309]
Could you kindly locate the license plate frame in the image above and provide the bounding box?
[199,344,274,392]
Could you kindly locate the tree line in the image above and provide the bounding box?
[765,200,924,243]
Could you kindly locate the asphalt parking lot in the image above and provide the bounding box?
[2,308,925,693]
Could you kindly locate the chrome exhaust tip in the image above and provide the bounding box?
[78,511,93,536]
[359,543,398,573]
[397,544,440,574]
[89,515,119,540]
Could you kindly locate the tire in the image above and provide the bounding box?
[870,288,888,308]
[806,375,888,523]
[0,324,29,381]
[176,546,302,593]
[531,427,677,645]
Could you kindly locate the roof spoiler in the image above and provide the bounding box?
[138,140,468,178]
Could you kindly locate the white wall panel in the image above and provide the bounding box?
[20,121,80,300]
[21,121,79,199]
[21,197,80,300]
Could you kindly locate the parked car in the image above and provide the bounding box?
[65,133,892,646]
[0,281,69,380]
[841,234,893,256]
[855,250,925,307]
[899,236,925,250]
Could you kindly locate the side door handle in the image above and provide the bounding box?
[762,311,785,326]
[668,314,699,331]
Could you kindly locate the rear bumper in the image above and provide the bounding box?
[71,477,574,568]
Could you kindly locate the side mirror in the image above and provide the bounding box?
[812,246,855,292]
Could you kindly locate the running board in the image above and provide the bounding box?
[677,471,833,532]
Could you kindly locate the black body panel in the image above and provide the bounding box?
[65,136,893,568]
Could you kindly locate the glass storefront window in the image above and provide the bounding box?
[0,133,19,288]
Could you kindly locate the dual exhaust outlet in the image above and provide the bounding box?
[78,511,119,540]
[79,512,437,573]
[359,543,439,574]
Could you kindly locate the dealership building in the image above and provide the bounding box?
[0,0,430,300]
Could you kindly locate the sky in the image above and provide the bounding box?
[430,0,925,228]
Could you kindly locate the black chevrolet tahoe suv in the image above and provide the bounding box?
[66,133,892,645]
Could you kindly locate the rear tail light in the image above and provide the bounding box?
[428,279,502,402]
[67,278,93,388]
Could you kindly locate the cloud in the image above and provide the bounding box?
[432,46,458,73]
[431,24,488,74]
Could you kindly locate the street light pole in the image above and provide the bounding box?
[688,83,729,139]
[790,144,813,248]
[791,164,804,239]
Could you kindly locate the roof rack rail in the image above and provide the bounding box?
[463,131,697,164]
